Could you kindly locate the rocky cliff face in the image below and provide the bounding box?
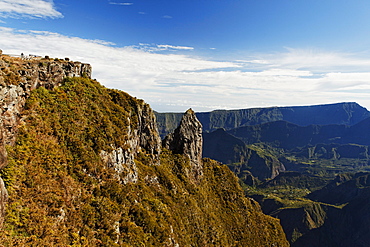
[162,108,203,181]
[0,53,164,227]
[0,174,7,229]
[99,100,161,184]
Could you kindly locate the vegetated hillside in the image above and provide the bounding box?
[156,102,370,137]
[203,130,285,180]
[292,172,370,247]
[0,54,289,246]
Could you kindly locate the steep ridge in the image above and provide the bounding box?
[0,53,289,246]
[308,172,370,205]
[203,121,370,181]
[156,102,370,137]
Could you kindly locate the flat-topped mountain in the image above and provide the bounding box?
[227,117,370,149]
[156,102,370,138]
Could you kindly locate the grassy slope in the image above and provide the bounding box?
[0,77,288,246]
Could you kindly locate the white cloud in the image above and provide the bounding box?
[157,45,194,51]
[0,27,369,112]
[162,15,172,19]
[133,43,194,52]
[109,2,133,6]
[0,0,62,19]
[260,48,370,73]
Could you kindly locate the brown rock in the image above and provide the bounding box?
[163,108,203,181]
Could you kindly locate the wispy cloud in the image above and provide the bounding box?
[157,45,194,51]
[134,43,194,52]
[0,27,369,112]
[0,0,62,19]
[109,2,133,6]
[162,15,172,19]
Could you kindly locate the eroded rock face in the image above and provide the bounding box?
[135,101,162,163]
[100,147,139,184]
[163,108,203,181]
[99,101,162,184]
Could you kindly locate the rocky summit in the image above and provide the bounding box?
[162,108,203,182]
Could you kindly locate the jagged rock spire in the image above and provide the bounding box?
[162,108,203,181]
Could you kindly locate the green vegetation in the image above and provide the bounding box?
[0,77,288,246]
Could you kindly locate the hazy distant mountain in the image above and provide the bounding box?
[227,117,370,150]
[156,102,370,138]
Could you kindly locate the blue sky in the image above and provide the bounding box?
[0,0,370,112]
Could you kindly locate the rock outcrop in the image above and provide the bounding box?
[273,202,335,244]
[247,146,286,180]
[162,108,203,181]
[203,128,286,180]
[100,101,161,184]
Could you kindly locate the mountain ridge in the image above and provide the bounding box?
[156,102,370,138]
